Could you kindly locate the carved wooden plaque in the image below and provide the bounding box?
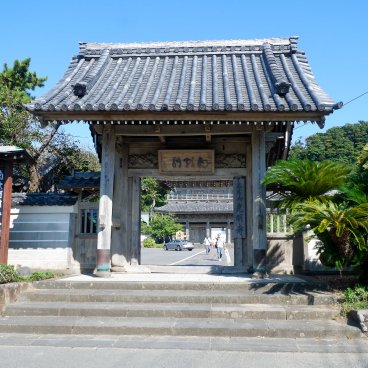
[158,150,214,175]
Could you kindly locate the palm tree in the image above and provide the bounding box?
[263,159,368,275]
[290,200,368,270]
[262,159,352,209]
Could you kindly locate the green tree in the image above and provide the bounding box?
[147,214,183,243]
[289,121,368,164]
[141,178,170,215]
[0,59,99,191]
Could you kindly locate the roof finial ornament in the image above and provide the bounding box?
[72,82,87,97]
[262,43,291,96]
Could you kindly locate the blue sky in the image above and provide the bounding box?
[1,0,367,149]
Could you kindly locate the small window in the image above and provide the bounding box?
[80,209,98,234]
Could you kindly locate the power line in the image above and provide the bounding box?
[293,90,368,131]
[343,90,368,106]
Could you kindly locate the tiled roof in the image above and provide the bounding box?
[0,146,33,162]
[57,171,100,190]
[12,193,78,207]
[154,200,233,214]
[26,37,340,122]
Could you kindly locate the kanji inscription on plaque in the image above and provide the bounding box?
[158,150,214,175]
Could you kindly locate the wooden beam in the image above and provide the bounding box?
[127,167,247,179]
[35,110,328,123]
[94,124,272,137]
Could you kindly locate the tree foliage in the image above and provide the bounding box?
[262,159,352,208]
[290,200,368,270]
[141,178,170,213]
[146,214,183,243]
[289,121,368,164]
[263,158,368,279]
[0,59,99,192]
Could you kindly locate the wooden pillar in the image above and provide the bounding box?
[251,130,267,273]
[0,161,13,264]
[127,177,133,260]
[246,143,253,270]
[96,125,116,274]
[233,176,246,268]
[111,138,129,270]
[130,177,141,266]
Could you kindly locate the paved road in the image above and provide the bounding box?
[141,247,234,266]
[1,334,368,368]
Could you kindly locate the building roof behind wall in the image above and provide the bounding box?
[155,200,233,214]
[12,193,78,207]
[57,171,100,192]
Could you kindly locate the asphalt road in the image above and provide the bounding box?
[141,246,234,266]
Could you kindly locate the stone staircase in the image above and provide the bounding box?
[0,279,364,339]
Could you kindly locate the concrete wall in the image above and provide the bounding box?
[266,233,304,274]
[8,205,78,272]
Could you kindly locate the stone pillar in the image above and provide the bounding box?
[250,129,267,273]
[96,125,116,275]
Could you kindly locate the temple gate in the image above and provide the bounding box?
[26,37,341,274]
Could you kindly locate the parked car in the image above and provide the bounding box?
[163,239,194,251]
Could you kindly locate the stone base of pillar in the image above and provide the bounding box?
[96,249,111,272]
[111,266,127,272]
[94,271,111,278]
[252,249,268,274]
[111,253,128,268]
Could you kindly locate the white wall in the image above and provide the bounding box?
[8,205,78,271]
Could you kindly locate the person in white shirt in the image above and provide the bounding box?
[216,234,224,261]
[203,236,211,254]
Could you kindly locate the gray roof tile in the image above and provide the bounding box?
[58,171,100,190]
[155,200,233,214]
[12,193,78,207]
[26,37,340,120]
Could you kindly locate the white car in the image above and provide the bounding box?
[163,240,194,251]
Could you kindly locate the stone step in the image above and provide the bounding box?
[34,279,326,292]
[5,301,340,320]
[0,315,361,339]
[2,333,368,353]
[20,288,338,306]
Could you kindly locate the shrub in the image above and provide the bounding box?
[143,237,157,248]
[0,264,20,284]
[27,271,55,282]
[0,265,55,284]
[341,285,368,316]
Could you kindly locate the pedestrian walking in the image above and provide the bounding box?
[216,233,224,261]
[203,236,211,254]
